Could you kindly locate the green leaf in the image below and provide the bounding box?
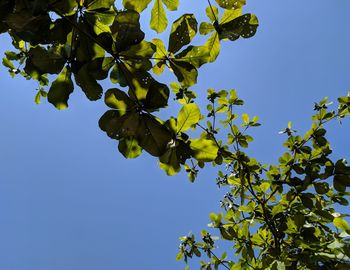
[259,182,270,192]
[2,57,15,69]
[118,137,142,159]
[34,91,41,105]
[242,113,249,124]
[335,159,350,175]
[175,45,210,68]
[204,32,220,63]
[152,38,167,75]
[75,64,103,101]
[199,22,215,35]
[160,139,191,176]
[169,60,197,87]
[162,0,179,11]
[168,14,197,54]
[159,147,181,176]
[150,0,167,34]
[144,81,170,110]
[334,174,350,192]
[49,0,78,15]
[137,114,172,157]
[104,88,135,112]
[205,6,218,22]
[314,182,329,194]
[274,261,286,270]
[220,8,242,24]
[121,41,156,71]
[190,138,218,162]
[84,13,112,35]
[294,213,305,228]
[28,46,65,74]
[271,204,284,217]
[176,250,184,261]
[87,57,114,80]
[83,0,115,11]
[215,14,259,41]
[177,103,201,133]
[99,110,132,139]
[122,0,152,12]
[334,217,350,233]
[47,66,74,110]
[215,0,246,9]
[110,10,144,52]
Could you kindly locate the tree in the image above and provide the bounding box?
[1,0,350,269]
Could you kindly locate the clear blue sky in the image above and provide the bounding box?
[0,1,350,269]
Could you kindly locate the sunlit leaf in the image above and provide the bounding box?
[190,138,218,162]
[47,66,74,109]
[169,60,197,87]
[118,137,142,158]
[177,103,201,133]
[162,0,179,11]
[175,45,210,68]
[334,218,350,233]
[150,0,168,33]
[104,88,135,112]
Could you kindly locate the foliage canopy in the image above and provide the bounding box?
[1,0,350,269]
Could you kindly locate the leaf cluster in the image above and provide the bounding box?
[176,93,350,269]
[1,0,259,175]
[2,1,350,270]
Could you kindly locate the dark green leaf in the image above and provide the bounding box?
[122,0,152,12]
[314,182,330,194]
[75,64,103,100]
[215,0,246,9]
[137,114,172,157]
[28,46,65,74]
[110,10,144,52]
[215,14,258,41]
[168,14,197,54]
[144,81,170,110]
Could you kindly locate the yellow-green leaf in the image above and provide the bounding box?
[204,32,220,63]
[162,0,179,11]
[190,138,218,162]
[104,88,135,112]
[118,137,142,159]
[150,0,167,33]
[206,6,218,22]
[177,103,201,133]
[242,113,249,124]
[47,66,74,110]
[334,217,350,232]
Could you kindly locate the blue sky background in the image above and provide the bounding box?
[0,0,350,269]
